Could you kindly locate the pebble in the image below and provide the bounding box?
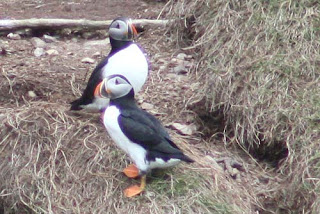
[34,48,44,57]
[46,49,59,56]
[171,58,177,63]
[30,37,46,48]
[27,91,37,98]
[185,55,193,59]
[43,35,58,43]
[159,65,166,70]
[141,102,154,110]
[170,123,197,135]
[176,53,187,60]
[84,39,110,47]
[82,32,93,39]
[81,57,95,64]
[7,33,21,40]
[92,51,101,57]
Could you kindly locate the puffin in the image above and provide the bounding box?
[70,17,149,111]
[94,75,194,197]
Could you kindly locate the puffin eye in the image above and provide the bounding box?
[116,23,120,29]
[115,79,120,85]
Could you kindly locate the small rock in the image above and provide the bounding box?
[30,37,46,48]
[141,102,154,110]
[46,49,59,56]
[27,91,37,98]
[170,123,197,135]
[171,58,177,63]
[84,39,110,47]
[43,35,58,43]
[82,32,94,39]
[185,55,193,59]
[81,57,95,64]
[92,51,101,57]
[159,65,167,71]
[7,33,21,40]
[34,48,44,57]
[176,53,187,60]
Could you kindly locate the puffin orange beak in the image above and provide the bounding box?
[128,19,138,38]
[94,79,111,98]
[131,24,138,37]
[94,81,103,97]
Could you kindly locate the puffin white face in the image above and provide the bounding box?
[94,76,133,99]
[109,18,138,41]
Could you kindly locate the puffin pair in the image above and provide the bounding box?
[70,17,148,111]
[94,75,194,197]
[71,17,193,197]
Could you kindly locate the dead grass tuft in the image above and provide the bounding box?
[167,0,320,213]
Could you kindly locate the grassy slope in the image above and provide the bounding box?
[168,0,320,213]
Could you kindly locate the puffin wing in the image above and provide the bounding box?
[118,109,182,155]
[87,56,110,83]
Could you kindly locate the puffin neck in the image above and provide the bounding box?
[109,38,134,56]
[109,90,137,108]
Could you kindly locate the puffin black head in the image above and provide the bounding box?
[94,75,134,100]
[109,17,138,42]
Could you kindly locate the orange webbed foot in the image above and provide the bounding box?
[123,164,139,178]
[124,185,144,197]
[124,175,146,198]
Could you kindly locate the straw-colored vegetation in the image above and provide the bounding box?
[167,0,320,213]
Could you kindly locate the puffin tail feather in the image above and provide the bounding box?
[70,99,83,111]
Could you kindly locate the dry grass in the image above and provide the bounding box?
[167,0,320,213]
[0,101,228,214]
[0,35,255,213]
[0,92,256,213]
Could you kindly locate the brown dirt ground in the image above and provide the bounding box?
[0,0,164,20]
[0,0,168,109]
[0,0,274,213]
